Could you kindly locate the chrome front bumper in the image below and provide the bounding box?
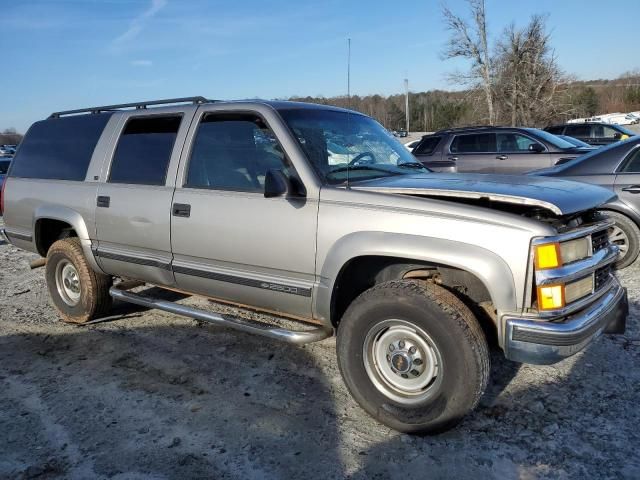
[504,279,627,364]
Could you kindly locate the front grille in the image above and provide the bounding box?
[591,229,609,252]
[595,265,612,290]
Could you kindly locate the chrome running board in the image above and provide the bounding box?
[109,284,333,345]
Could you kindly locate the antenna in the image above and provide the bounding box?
[347,38,351,108]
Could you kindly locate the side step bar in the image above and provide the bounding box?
[109,285,333,345]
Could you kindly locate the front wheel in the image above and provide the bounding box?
[336,280,489,434]
[601,211,640,269]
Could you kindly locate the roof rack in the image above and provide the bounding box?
[49,96,213,118]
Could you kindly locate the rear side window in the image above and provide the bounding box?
[9,114,112,181]
[413,136,441,155]
[450,133,496,153]
[620,148,640,173]
[109,115,182,185]
[565,125,591,137]
[0,160,10,174]
[546,126,564,134]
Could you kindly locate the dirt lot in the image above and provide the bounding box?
[0,219,639,480]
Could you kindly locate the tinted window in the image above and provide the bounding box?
[450,133,496,153]
[109,115,181,185]
[0,160,10,174]
[10,114,112,181]
[497,133,540,152]
[546,126,564,134]
[185,113,289,191]
[620,148,640,173]
[565,124,591,137]
[413,136,441,155]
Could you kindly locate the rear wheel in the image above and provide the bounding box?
[602,211,640,269]
[336,280,489,434]
[45,237,112,323]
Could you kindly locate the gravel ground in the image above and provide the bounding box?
[0,218,639,480]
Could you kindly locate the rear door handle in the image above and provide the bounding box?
[97,196,110,208]
[621,185,640,194]
[496,155,508,160]
[172,203,191,217]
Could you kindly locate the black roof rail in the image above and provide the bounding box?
[49,96,213,118]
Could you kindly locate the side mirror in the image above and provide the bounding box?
[264,169,290,198]
[613,132,622,140]
[528,143,545,153]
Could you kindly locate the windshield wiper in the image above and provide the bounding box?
[326,164,399,177]
[397,162,425,169]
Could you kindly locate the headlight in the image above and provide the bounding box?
[536,275,594,311]
[560,237,590,265]
[537,284,565,310]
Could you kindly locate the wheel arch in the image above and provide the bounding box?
[315,232,517,329]
[32,205,103,273]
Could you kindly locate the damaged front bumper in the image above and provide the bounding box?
[503,279,627,365]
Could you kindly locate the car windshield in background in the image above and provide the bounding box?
[0,160,10,174]
[523,128,576,149]
[617,125,637,136]
[278,109,428,185]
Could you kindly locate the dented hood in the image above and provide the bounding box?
[351,173,616,216]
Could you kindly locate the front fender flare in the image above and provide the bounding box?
[315,232,517,327]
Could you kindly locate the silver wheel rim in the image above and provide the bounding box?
[55,259,81,306]
[363,319,444,405]
[608,225,629,258]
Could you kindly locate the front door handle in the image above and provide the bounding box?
[172,203,191,217]
[448,156,458,162]
[621,185,640,194]
[496,155,508,160]
[97,196,110,208]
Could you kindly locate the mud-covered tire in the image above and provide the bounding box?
[601,211,640,269]
[336,280,490,434]
[45,237,112,323]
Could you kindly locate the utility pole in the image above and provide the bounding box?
[404,77,409,132]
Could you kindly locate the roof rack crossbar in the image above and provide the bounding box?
[49,96,212,118]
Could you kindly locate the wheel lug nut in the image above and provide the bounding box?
[388,344,395,352]
[414,358,423,366]
[409,346,417,354]
[401,373,408,379]
[398,340,405,349]
[386,354,391,362]
[410,369,420,376]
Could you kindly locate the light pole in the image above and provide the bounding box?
[404,77,409,132]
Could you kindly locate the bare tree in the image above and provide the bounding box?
[442,0,495,124]
[495,15,567,126]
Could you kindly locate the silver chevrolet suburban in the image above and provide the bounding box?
[0,97,628,434]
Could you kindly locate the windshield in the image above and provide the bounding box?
[615,124,637,136]
[558,135,591,148]
[523,128,576,149]
[278,108,428,185]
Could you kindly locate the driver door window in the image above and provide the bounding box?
[185,114,291,191]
